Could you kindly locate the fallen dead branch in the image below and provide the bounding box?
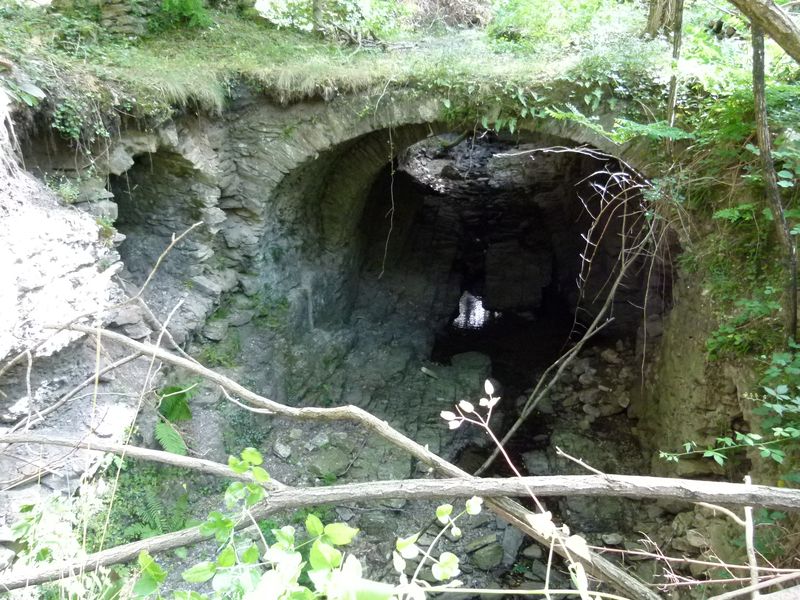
[5,467,800,592]
[45,323,660,600]
[0,434,285,490]
[4,433,799,511]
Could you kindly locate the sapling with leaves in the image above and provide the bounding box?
[441,380,601,600]
[391,496,483,599]
[133,446,395,600]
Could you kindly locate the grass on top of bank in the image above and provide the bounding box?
[0,2,669,137]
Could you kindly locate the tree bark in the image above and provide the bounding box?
[752,25,798,341]
[4,473,800,591]
[53,323,660,600]
[645,0,679,37]
[730,0,800,65]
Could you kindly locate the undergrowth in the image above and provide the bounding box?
[84,458,221,552]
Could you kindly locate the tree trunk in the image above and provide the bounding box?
[730,0,800,64]
[645,0,679,37]
[752,25,798,341]
[312,0,323,34]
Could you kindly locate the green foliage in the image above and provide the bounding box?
[96,216,116,240]
[712,203,757,224]
[157,384,195,421]
[221,402,270,452]
[706,293,782,358]
[11,497,126,598]
[150,0,213,32]
[85,460,196,551]
[154,420,189,455]
[661,350,800,483]
[45,174,81,204]
[487,0,605,48]
[611,118,694,143]
[748,509,790,561]
[52,96,110,145]
[253,293,290,329]
[256,0,409,40]
[198,331,241,367]
[132,550,167,597]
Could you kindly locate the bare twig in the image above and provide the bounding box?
[752,25,798,342]
[555,447,606,477]
[696,502,746,527]
[706,571,800,600]
[591,546,799,574]
[3,353,142,436]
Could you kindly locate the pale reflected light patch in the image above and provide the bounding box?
[453,292,499,329]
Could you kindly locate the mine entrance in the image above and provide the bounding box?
[359,132,645,398]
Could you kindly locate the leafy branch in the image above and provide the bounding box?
[659,429,800,466]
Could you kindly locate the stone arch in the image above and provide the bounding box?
[222,93,656,335]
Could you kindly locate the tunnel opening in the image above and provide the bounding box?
[357,132,656,398]
[352,130,669,485]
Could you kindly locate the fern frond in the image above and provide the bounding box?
[157,385,193,421]
[123,523,160,540]
[143,490,167,532]
[154,421,188,455]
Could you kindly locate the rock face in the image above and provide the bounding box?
[0,91,152,550]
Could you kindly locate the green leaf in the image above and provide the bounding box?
[703,450,726,466]
[778,180,794,188]
[181,562,217,583]
[200,512,234,543]
[138,551,167,583]
[435,504,453,524]
[431,551,460,581]
[778,170,794,179]
[225,481,247,508]
[251,466,270,483]
[273,525,296,549]
[173,592,208,600]
[309,539,342,570]
[228,456,249,474]
[306,513,324,538]
[348,579,395,600]
[395,533,420,559]
[157,385,193,421]
[465,496,483,515]
[217,544,236,568]
[241,447,263,466]
[241,543,260,564]
[132,574,159,598]
[323,522,359,546]
[245,483,266,507]
[154,421,188,455]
